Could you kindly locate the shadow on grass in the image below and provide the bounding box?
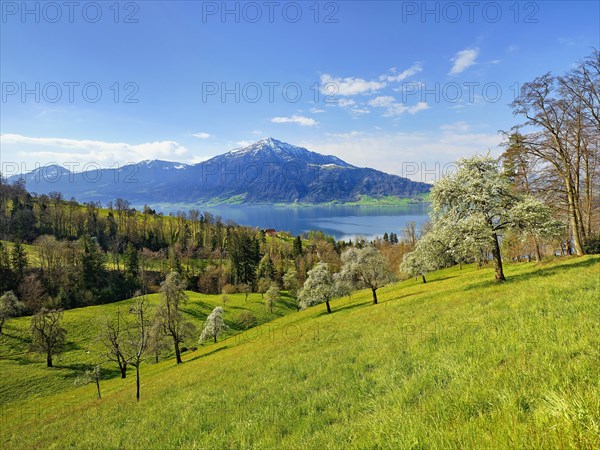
[54,362,122,380]
[385,292,421,303]
[462,256,600,293]
[3,353,35,365]
[185,345,229,362]
[182,302,213,320]
[0,331,32,345]
[425,274,460,283]
[331,300,372,315]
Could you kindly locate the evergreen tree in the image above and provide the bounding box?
[293,235,303,256]
[80,235,105,292]
[123,242,140,277]
[11,240,28,284]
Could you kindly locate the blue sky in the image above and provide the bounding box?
[1,1,598,181]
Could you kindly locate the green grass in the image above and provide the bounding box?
[149,193,430,208]
[1,256,599,449]
[0,290,298,406]
[0,240,40,263]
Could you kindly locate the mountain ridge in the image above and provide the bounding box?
[9,138,430,206]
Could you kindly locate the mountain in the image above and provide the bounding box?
[9,138,430,205]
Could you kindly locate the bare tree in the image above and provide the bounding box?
[75,365,102,399]
[510,50,600,255]
[102,310,129,378]
[125,298,151,401]
[158,272,194,364]
[30,308,66,367]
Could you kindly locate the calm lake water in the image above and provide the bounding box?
[156,204,431,241]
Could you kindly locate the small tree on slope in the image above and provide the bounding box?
[298,263,339,314]
[199,306,229,344]
[338,246,397,304]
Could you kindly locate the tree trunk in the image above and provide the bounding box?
[565,179,585,256]
[534,239,542,262]
[491,233,506,281]
[0,318,4,334]
[213,334,217,343]
[47,352,53,368]
[371,288,378,305]
[174,340,182,364]
[96,378,101,399]
[325,300,331,314]
[119,363,127,379]
[421,275,427,284]
[136,364,140,401]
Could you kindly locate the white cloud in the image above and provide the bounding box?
[441,121,471,132]
[368,96,396,107]
[351,108,371,115]
[1,134,189,167]
[368,96,430,117]
[235,140,253,147]
[449,48,479,75]
[299,130,503,182]
[338,98,356,108]
[381,64,423,82]
[320,74,386,96]
[325,131,363,139]
[320,64,422,99]
[407,102,430,114]
[192,132,212,139]
[310,108,326,113]
[189,155,210,164]
[271,115,318,126]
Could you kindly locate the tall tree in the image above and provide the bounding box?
[293,235,303,257]
[430,156,563,281]
[510,52,600,255]
[10,240,28,284]
[158,272,193,364]
[229,230,260,286]
[123,242,140,278]
[102,310,130,378]
[125,297,151,401]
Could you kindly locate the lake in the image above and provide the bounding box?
[156,204,431,241]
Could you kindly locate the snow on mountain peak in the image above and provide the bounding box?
[227,138,353,168]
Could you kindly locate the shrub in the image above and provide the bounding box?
[583,234,600,254]
[235,311,258,329]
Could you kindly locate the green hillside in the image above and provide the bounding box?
[1,256,599,449]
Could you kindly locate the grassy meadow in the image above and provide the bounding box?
[1,256,599,449]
